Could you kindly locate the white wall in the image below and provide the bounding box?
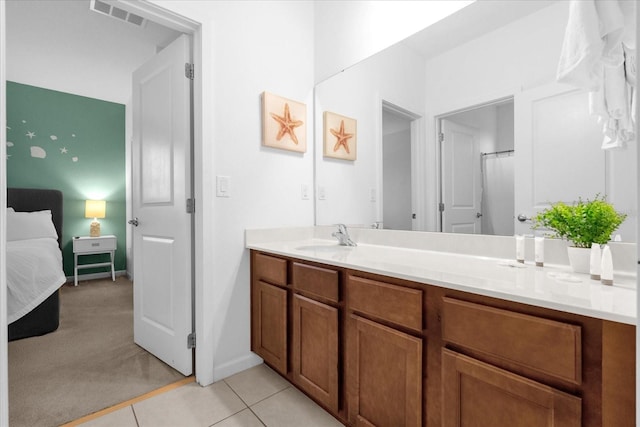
[496,103,514,152]
[383,128,412,230]
[314,0,472,82]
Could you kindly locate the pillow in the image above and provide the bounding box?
[6,209,59,241]
[7,207,14,213]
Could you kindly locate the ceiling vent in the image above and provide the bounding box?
[89,0,146,27]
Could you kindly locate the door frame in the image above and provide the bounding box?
[109,0,206,382]
[1,1,9,424]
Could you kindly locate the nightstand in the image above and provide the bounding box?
[72,235,117,286]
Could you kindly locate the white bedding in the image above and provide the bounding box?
[7,237,66,324]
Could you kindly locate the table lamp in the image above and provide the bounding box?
[85,200,106,237]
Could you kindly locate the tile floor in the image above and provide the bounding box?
[78,364,343,427]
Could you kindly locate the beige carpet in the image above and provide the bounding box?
[8,277,186,427]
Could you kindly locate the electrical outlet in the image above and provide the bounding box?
[370,188,376,202]
[318,186,326,200]
[301,184,310,200]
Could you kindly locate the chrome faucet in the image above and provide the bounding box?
[332,224,357,246]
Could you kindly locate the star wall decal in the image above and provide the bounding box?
[26,131,36,139]
[330,120,354,153]
[60,147,68,154]
[270,103,304,145]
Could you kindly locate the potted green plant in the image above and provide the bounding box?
[532,195,626,273]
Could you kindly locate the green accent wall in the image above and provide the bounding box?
[6,81,126,277]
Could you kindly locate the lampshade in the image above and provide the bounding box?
[85,200,106,219]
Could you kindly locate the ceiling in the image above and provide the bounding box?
[402,0,560,60]
[10,0,182,50]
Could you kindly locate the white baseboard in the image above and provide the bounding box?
[210,353,263,384]
[65,270,128,284]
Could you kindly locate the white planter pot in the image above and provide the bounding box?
[567,246,591,274]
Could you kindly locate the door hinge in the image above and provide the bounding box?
[185,63,194,80]
[439,202,445,212]
[186,198,195,214]
[187,332,196,349]
[438,132,445,143]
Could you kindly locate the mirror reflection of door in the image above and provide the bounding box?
[382,102,420,230]
[440,99,515,235]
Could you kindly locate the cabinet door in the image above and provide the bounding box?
[442,348,581,427]
[292,294,339,412]
[252,280,287,375]
[348,315,422,427]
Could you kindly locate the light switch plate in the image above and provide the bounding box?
[216,176,230,197]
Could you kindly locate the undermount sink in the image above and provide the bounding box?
[295,244,353,252]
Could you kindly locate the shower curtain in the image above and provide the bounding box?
[481,154,515,236]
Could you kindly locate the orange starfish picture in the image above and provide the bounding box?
[330,119,354,153]
[323,111,357,160]
[262,92,307,153]
[270,103,303,145]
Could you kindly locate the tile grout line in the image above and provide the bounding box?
[222,378,291,426]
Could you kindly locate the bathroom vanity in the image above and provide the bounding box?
[247,228,636,427]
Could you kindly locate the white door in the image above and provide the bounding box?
[513,83,606,235]
[131,34,193,376]
[440,119,482,234]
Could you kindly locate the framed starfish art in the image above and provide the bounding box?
[262,92,307,153]
[323,111,357,161]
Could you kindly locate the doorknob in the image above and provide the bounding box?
[128,217,139,227]
[517,214,531,222]
[476,212,483,218]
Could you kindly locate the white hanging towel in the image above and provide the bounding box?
[557,0,606,90]
[557,0,636,150]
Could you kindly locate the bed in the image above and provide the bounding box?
[7,188,66,341]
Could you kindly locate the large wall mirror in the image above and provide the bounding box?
[314,0,637,242]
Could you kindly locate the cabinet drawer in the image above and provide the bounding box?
[442,348,581,427]
[72,236,116,253]
[254,253,287,287]
[442,297,582,385]
[347,275,422,332]
[292,262,339,303]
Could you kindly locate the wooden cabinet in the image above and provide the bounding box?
[253,280,287,375]
[346,274,423,427]
[442,297,582,385]
[249,250,635,427]
[292,294,339,412]
[440,297,583,427]
[291,262,341,413]
[251,252,288,375]
[442,348,581,427]
[347,314,422,427]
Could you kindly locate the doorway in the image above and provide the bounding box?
[438,98,515,235]
[381,101,421,230]
[2,1,202,423]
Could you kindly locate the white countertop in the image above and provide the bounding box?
[247,236,636,325]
